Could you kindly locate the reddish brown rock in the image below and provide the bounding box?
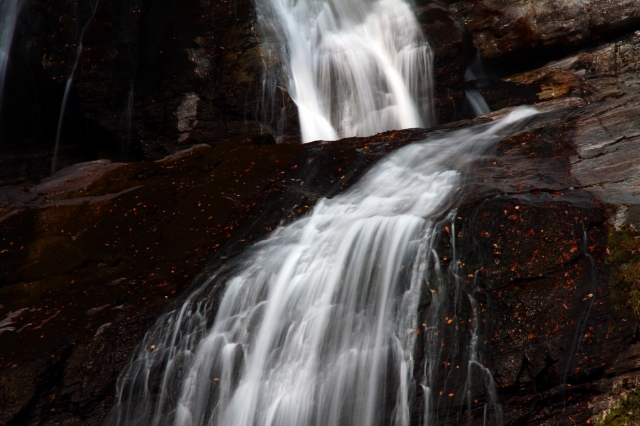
[1,92,640,425]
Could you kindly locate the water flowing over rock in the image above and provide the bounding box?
[466,90,491,117]
[1,92,640,425]
[105,109,537,426]
[0,0,475,185]
[3,0,640,425]
[255,0,435,142]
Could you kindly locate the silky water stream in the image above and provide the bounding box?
[106,108,538,426]
[255,0,435,142]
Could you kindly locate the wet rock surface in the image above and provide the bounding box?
[1,90,640,425]
[414,3,473,124]
[1,0,474,186]
[421,92,640,425]
[2,1,640,425]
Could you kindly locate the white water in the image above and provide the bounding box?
[255,0,435,142]
[106,108,537,426]
[0,0,24,119]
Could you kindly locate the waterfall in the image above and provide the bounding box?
[51,0,100,173]
[255,0,435,142]
[0,0,24,120]
[106,108,537,426]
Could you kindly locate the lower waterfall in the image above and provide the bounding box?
[106,108,537,426]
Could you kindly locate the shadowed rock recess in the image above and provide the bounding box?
[1,1,640,426]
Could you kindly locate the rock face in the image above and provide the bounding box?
[1,90,640,425]
[414,2,474,124]
[445,0,640,60]
[3,0,279,167]
[427,91,640,425]
[5,0,337,191]
[1,0,478,186]
[3,1,640,425]
[468,30,640,124]
[450,96,638,425]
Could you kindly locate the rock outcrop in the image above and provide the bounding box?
[3,0,278,167]
[1,88,640,425]
[445,0,640,61]
[414,2,474,123]
[1,0,478,187]
[2,1,640,425]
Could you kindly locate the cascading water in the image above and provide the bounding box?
[255,0,435,142]
[0,0,24,120]
[106,108,537,426]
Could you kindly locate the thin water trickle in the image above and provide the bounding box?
[466,90,491,117]
[420,216,503,426]
[465,54,491,118]
[51,0,100,174]
[106,108,537,426]
[561,230,598,399]
[0,0,24,122]
[119,85,134,157]
[255,0,435,142]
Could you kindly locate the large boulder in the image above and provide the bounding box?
[2,89,640,425]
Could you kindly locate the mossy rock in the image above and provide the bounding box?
[599,390,640,426]
[606,226,640,317]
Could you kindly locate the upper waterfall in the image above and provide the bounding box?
[255,0,435,142]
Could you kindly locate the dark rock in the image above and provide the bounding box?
[446,0,640,60]
[0,91,639,425]
[467,31,640,119]
[415,3,474,123]
[2,0,289,172]
[430,90,640,425]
